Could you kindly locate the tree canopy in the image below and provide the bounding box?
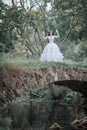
[0,0,87,61]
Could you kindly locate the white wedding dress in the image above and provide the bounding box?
[40,36,64,62]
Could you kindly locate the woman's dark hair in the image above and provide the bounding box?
[47,31,54,36]
[48,32,50,36]
[52,32,54,35]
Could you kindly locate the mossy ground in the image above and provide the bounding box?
[0,53,87,70]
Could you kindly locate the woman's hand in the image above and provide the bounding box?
[56,29,60,37]
[42,31,47,40]
[42,31,45,35]
[56,29,59,34]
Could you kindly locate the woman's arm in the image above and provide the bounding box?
[54,29,60,38]
[42,31,48,40]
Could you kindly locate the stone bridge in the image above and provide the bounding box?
[32,65,87,97]
[0,64,87,109]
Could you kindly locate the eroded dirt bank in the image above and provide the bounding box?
[0,63,87,110]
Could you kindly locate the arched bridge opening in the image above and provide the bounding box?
[50,80,87,97]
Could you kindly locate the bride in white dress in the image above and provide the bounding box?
[40,30,64,62]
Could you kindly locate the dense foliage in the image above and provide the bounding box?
[53,0,87,40]
[0,0,87,61]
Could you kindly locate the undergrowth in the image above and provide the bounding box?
[0,53,87,70]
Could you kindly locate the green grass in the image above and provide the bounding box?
[0,53,87,70]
